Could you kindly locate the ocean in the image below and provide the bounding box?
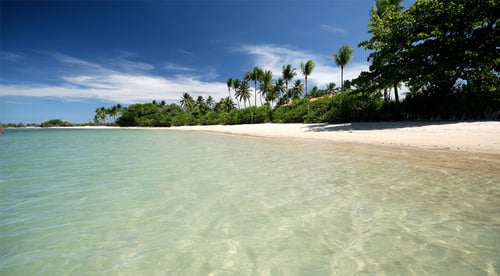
[1,128,499,274]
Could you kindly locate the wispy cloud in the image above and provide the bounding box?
[0,51,25,62]
[320,24,347,34]
[164,62,194,72]
[0,52,227,104]
[110,58,155,72]
[237,44,368,90]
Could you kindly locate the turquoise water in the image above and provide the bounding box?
[1,128,499,275]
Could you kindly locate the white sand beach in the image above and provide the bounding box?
[171,122,500,174]
[172,122,500,154]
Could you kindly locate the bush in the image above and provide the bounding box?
[41,119,73,127]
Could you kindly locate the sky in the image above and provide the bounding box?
[0,0,415,124]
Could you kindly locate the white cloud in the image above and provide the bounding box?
[0,52,228,104]
[0,74,227,104]
[237,44,368,90]
[320,24,347,34]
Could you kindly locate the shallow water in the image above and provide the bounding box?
[1,128,499,274]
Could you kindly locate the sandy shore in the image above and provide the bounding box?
[172,122,500,154]
[44,122,499,173]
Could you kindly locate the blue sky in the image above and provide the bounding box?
[1,0,415,124]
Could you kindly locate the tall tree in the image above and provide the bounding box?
[332,45,354,92]
[94,107,107,125]
[238,80,252,108]
[245,67,263,107]
[226,78,234,101]
[359,0,499,103]
[232,78,242,109]
[274,78,286,105]
[291,80,304,100]
[363,0,404,102]
[259,70,273,105]
[180,92,195,112]
[282,64,297,103]
[300,60,315,97]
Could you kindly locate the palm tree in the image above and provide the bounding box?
[226,77,234,100]
[300,60,315,97]
[259,70,273,105]
[107,105,118,122]
[326,82,336,94]
[282,64,296,103]
[216,97,235,113]
[196,96,208,114]
[245,67,262,107]
[291,79,304,100]
[274,78,285,105]
[206,96,215,110]
[180,92,195,112]
[232,78,242,109]
[94,107,107,125]
[238,80,252,108]
[266,86,278,108]
[332,45,354,92]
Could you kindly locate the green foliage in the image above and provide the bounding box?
[41,119,73,127]
[96,0,499,128]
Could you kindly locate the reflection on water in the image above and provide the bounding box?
[0,129,499,274]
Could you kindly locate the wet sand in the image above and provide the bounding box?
[172,122,500,174]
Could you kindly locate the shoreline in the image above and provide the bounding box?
[170,122,500,174]
[16,121,500,155]
[171,122,500,154]
[9,121,500,174]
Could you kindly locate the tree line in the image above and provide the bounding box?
[95,0,498,127]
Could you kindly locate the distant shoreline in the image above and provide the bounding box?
[6,121,499,174]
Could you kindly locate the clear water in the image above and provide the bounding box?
[1,128,499,275]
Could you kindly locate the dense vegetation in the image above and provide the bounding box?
[92,0,497,126]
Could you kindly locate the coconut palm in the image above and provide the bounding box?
[259,70,273,105]
[238,80,252,108]
[300,60,315,97]
[326,82,336,94]
[245,67,263,107]
[274,78,285,105]
[226,77,234,100]
[196,96,209,114]
[291,79,304,100]
[232,78,242,109]
[332,45,354,92]
[282,64,297,103]
[94,107,107,125]
[180,92,195,112]
[216,97,235,112]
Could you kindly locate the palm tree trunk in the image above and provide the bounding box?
[285,81,288,103]
[341,66,344,92]
[254,80,257,107]
[393,83,399,103]
[305,76,308,97]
